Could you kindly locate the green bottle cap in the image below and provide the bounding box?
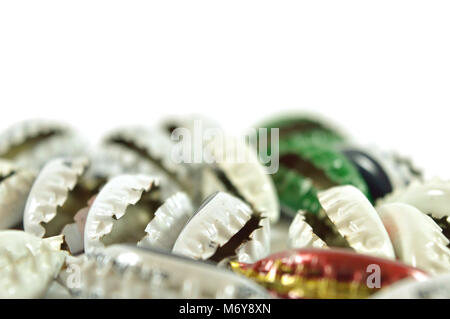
[257,114,347,144]
[272,132,370,217]
[273,166,320,216]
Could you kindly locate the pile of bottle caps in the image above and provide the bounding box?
[0,113,448,299]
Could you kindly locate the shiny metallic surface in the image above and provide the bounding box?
[231,248,428,299]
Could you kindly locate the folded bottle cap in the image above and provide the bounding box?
[23,157,90,238]
[138,192,194,250]
[231,248,428,299]
[202,136,280,223]
[0,230,67,298]
[288,211,327,249]
[0,159,35,229]
[102,125,195,198]
[61,244,271,299]
[0,119,86,170]
[172,191,271,263]
[84,174,191,253]
[286,185,395,260]
[377,202,450,275]
[273,134,370,217]
[318,185,395,260]
[278,133,369,195]
[376,178,450,240]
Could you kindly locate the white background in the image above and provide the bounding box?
[0,1,449,178]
